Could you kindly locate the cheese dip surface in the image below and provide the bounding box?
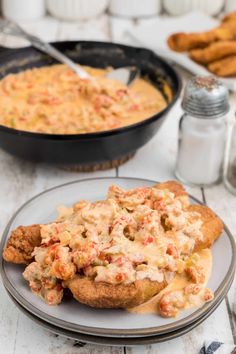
[0,64,168,134]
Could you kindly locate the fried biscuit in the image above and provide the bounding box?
[187,205,223,251]
[3,225,41,264]
[64,276,167,308]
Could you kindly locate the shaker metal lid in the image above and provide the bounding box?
[182,76,230,118]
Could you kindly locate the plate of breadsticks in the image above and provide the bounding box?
[112,11,236,91]
[168,11,236,78]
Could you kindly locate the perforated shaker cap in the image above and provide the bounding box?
[181,76,230,119]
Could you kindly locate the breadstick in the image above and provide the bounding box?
[168,23,236,52]
[167,22,236,52]
[222,11,236,24]
[189,40,236,64]
[208,55,236,77]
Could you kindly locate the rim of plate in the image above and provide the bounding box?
[0,177,235,338]
[6,276,233,346]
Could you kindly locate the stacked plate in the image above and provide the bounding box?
[0,178,235,346]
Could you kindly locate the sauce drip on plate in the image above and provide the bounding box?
[128,249,212,317]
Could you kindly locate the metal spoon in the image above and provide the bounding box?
[0,20,139,86]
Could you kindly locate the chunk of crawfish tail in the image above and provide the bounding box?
[159,290,185,318]
[203,288,214,302]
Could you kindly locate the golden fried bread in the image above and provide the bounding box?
[64,276,167,308]
[222,21,236,35]
[189,40,236,64]
[208,55,236,76]
[3,225,41,264]
[155,180,187,198]
[155,180,189,207]
[188,205,223,251]
[222,11,236,24]
[167,26,236,52]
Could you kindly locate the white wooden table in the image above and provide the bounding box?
[0,14,235,354]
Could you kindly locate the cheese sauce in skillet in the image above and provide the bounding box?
[0,64,168,134]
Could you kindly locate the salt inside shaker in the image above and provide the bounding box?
[175,76,229,187]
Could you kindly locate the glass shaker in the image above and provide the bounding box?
[224,113,236,195]
[175,76,229,187]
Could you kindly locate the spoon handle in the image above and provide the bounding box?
[28,36,89,78]
[0,20,89,79]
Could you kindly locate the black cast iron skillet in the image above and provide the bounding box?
[0,41,181,167]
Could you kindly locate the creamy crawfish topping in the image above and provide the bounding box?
[23,184,209,308]
[129,249,213,317]
[0,64,168,134]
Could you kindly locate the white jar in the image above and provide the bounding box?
[109,0,161,18]
[225,0,236,12]
[176,115,227,186]
[175,77,229,187]
[47,0,109,21]
[163,0,224,16]
[2,0,46,21]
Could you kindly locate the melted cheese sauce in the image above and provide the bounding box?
[128,249,212,316]
[0,65,168,134]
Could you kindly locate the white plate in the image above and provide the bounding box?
[111,12,236,91]
[0,177,235,338]
[7,284,232,346]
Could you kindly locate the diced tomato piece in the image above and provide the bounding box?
[115,273,125,282]
[166,244,179,259]
[143,235,154,245]
[129,104,140,111]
